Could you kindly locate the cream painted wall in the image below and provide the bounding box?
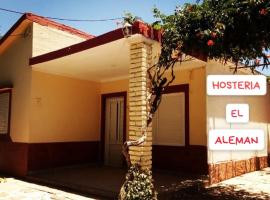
[0,24,33,142]
[32,23,86,57]
[30,71,101,142]
[206,60,270,164]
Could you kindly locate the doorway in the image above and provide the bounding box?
[101,92,126,167]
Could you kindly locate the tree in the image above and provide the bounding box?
[120,0,270,199]
[155,0,269,69]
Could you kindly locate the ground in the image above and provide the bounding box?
[0,167,269,200]
[0,178,96,200]
[159,168,270,200]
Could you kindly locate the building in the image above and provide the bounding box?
[0,13,269,185]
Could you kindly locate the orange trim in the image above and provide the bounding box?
[0,13,94,46]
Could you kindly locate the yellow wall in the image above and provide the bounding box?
[30,71,101,142]
[206,60,270,164]
[29,22,101,143]
[172,67,207,146]
[0,21,97,143]
[101,79,129,94]
[0,24,33,142]
[100,67,207,146]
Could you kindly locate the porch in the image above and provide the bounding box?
[28,27,208,176]
[26,164,204,199]
[24,165,270,199]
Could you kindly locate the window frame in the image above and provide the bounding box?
[152,92,186,146]
[157,84,190,147]
[0,88,12,141]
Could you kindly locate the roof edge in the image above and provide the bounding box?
[25,13,94,39]
[0,13,94,47]
[29,21,162,66]
[0,14,27,46]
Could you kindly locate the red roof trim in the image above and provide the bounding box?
[29,21,162,66]
[30,28,125,65]
[26,13,94,39]
[0,14,27,46]
[0,13,94,46]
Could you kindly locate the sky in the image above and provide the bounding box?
[0,0,269,76]
[0,0,195,36]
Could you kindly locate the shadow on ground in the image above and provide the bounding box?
[158,179,270,200]
[25,166,270,200]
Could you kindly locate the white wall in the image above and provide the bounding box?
[206,60,270,164]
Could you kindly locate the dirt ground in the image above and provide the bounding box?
[159,180,269,200]
[159,168,270,200]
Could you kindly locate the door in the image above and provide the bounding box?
[104,96,124,167]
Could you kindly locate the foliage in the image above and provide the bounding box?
[123,12,143,25]
[119,164,157,200]
[153,0,270,72]
[121,1,270,198]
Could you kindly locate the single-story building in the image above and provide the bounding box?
[0,13,269,185]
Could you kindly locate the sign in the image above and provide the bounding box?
[207,75,267,96]
[209,129,264,150]
[226,104,249,123]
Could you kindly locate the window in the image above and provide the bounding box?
[0,89,12,137]
[152,92,185,146]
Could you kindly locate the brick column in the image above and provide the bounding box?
[129,42,152,170]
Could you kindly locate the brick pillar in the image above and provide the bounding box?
[129,42,152,170]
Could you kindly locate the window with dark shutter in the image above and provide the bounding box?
[0,89,11,136]
[152,93,185,146]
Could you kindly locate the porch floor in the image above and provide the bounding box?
[26,164,203,199]
[19,166,270,200]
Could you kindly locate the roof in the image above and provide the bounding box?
[29,21,163,65]
[1,12,205,66]
[0,13,94,46]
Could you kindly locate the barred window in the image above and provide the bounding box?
[0,89,11,135]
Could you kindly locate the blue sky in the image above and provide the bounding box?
[0,0,195,36]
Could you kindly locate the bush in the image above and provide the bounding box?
[119,164,157,200]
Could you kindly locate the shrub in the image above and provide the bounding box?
[119,164,157,200]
